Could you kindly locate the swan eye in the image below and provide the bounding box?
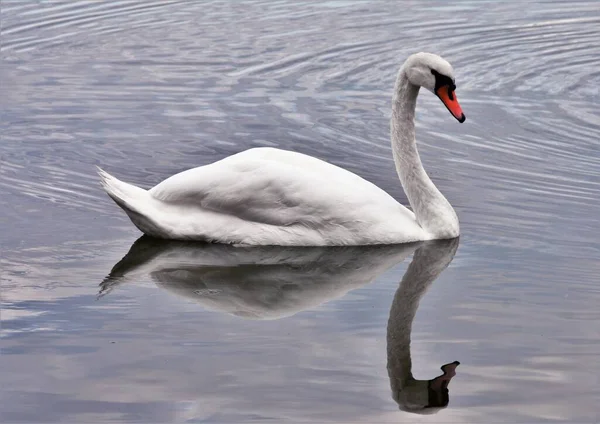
[431,69,456,92]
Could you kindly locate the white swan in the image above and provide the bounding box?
[98,52,465,245]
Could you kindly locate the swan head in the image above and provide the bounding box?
[403,52,466,123]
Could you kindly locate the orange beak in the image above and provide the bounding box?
[436,86,465,123]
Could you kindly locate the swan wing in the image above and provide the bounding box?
[131,147,423,244]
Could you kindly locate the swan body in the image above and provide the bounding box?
[98,52,465,246]
[99,148,423,245]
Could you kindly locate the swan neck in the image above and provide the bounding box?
[391,69,458,238]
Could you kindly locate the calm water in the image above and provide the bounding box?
[2,1,600,422]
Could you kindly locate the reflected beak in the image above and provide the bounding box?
[436,86,466,123]
[430,361,460,391]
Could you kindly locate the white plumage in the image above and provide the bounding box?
[98,52,465,245]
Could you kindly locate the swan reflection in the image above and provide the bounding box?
[100,237,419,319]
[387,237,459,414]
[101,236,460,413]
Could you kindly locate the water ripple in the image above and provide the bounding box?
[2,2,600,422]
[2,0,599,251]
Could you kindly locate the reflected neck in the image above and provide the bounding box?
[391,69,458,238]
[386,240,459,392]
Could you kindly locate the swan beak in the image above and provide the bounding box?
[436,86,466,123]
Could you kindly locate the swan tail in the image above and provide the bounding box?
[97,167,165,237]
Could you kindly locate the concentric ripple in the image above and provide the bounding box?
[2,0,599,247]
[2,2,600,423]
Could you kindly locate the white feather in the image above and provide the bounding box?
[98,52,462,246]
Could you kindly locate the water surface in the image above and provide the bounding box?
[2,1,600,422]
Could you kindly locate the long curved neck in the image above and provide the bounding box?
[391,70,458,238]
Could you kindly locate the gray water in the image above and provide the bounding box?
[2,1,600,422]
